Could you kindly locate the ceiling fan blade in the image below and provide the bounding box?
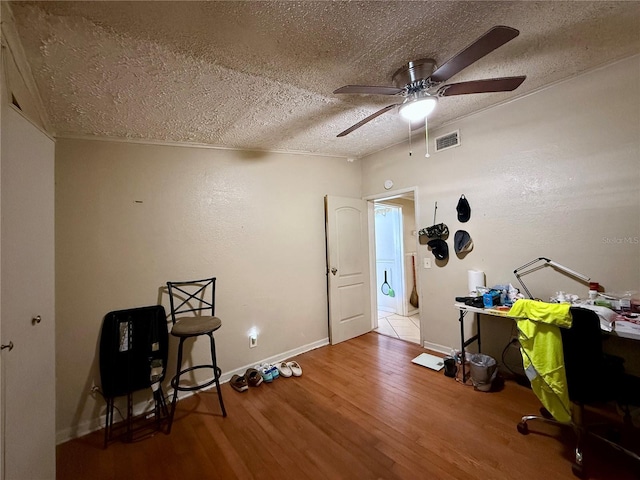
[430,26,520,83]
[333,85,404,96]
[438,76,526,96]
[337,104,399,137]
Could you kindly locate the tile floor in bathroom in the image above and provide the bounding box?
[375,310,420,345]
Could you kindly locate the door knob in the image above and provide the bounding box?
[331,267,337,275]
[1,341,14,351]
[32,315,42,325]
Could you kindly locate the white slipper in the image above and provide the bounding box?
[276,362,293,378]
[286,361,302,377]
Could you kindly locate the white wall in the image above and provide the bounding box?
[55,139,361,441]
[396,198,418,315]
[361,56,640,362]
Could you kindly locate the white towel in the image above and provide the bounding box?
[578,304,616,332]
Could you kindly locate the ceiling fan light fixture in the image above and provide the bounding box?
[399,94,438,121]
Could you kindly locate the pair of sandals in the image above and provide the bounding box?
[230,368,264,393]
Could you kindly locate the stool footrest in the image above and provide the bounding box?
[171,365,222,392]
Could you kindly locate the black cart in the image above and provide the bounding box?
[99,305,169,446]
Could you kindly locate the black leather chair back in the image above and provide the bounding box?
[562,307,616,404]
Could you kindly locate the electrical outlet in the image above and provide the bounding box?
[249,334,258,348]
[423,258,431,269]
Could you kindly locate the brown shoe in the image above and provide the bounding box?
[245,368,263,387]
[230,374,248,392]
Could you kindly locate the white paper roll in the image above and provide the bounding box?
[468,270,485,295]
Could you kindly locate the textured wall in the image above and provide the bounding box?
[361,56,640,363]
[55,140,361,440]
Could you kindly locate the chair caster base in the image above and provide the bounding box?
[517,421,529,435]
[571,462,585,478]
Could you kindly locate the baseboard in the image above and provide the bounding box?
[220,337,329,383]
[378,307,395,314]
[422,341,452,356]
[56,337,330,445]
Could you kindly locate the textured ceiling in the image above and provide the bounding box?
[9,1,640,158]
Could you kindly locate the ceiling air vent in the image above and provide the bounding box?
[434,130,460,152]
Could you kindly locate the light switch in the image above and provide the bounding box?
[423,258,431,269]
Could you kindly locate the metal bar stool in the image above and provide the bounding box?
[166,277,227,433]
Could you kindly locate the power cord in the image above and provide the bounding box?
[501,323,527,378]
[90,386,126,424]
[501,338,522,377]
[92,384,171,438]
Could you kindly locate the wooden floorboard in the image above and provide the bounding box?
[57,332,640,479]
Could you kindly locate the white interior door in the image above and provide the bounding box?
[374,204,404,314]
[1,106,56,479]
[325,195,372,345]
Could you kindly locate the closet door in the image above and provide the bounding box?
[1,105,56,479]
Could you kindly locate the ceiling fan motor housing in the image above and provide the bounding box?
[392,58,437,89]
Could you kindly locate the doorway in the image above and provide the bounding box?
[371,192,420,345]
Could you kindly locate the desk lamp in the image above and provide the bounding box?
[513,257,590,299]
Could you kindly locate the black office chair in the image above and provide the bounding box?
[166,277,227,433]
[517,307,640,477]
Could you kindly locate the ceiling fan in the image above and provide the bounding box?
[333,26,526,137]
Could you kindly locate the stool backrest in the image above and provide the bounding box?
[166,277,216,323]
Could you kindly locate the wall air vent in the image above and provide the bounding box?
[434,130,460,152]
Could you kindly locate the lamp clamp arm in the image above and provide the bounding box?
[512,257,590,300]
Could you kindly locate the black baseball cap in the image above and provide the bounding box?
[427,238,449,260]
[457,195,470,223]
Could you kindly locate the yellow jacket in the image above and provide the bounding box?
[509,299,572,423]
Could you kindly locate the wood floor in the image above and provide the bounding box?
[58,333,640,480]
